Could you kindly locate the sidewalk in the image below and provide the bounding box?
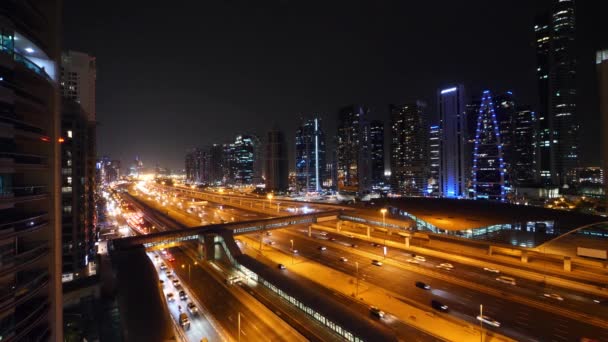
[239,235,514,342]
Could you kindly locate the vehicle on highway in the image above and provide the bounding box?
[436,263,454,270]
[179,290,187,300]
[278,263,286,270]
[318,246,327,251]
[340,257,348,262]
[179,313,190,329]
[319,232,328,236]
[166,292,175,301]
[166,271,173,278]
[187,302,198,314]
[593,298,607,305]
[159,279,164,288]
[476,315,501,327]
[173,279,180,286]
[483,267,500,273]
[267,241,276,245]
[406,258,419,264]
[371,242,379,247]
[161,249,167,255]
[496,276,516,285]
[265,231,272,236]
[431,300,449,312]
[329,237,336,241]
[369,306,385,318]
[292,249,299,254]
[174,283,182,290]
[415,281,431,290]
[543,293,564,301]
[351,244,358,248]
[414,256,426,262]
[168,256,176,262]
[160,263,167,270]
[371,260,383,266]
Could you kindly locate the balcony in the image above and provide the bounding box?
[0,243,49,277]
[0,212,48,240]
[0,185,48,205]
[0,270,49,311]
[0,111,47,137]
[0,152,49,168]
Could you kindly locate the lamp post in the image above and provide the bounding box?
[267,193,273,212]
[380,208,388,257]
[182,261,198,282]
[479,304,483,342]
[290,239,294,264]
[355,261,360,297]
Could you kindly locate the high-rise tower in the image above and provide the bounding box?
[472,91,506,201]
[336,105,371,194]
[295,117,326,193]
[438,85,467,198]
[0,1,63,339]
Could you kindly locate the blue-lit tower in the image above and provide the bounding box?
[472,90,506,201]
[438,85,467,198]
[295,117,326,192]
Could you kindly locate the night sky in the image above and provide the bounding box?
[63,1,608,171]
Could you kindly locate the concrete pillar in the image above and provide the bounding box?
[563,257,572,272]
[405,237,410,248]
[521,251,528,263]
[488,246,493,256]
[197,235,204,260]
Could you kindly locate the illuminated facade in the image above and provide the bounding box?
[472,90,506,201]
[185,147,209,184]
[535,0,578,185]
[428,125,440,196]
[390,102,428,195]
[512,108,538,186]
[369,120,385,187]
[336,105,371,194]
[438,85,467,198]
[234,135,255,185]
[295,117,325,192]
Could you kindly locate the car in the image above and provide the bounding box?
[593,298,607,305]
[179,312,190,329]
[329,237,336,241]
[268,241,276,245]
[371,242,380,247]
[173,279,180,286]
[351,244,358,248]
[318,246,327,251]
[340,257,348,262]
[414,256,426,262]
[415,281,431,290]
[431,300,449,312]
[174,283,182,290]
[166,292,175,301]
[292,249,299,254]
[187,302,198,314]
[319,232,328,236]
[543,293,564,301]
[179,290,188,300]
[160,263,168,270]
[369,306,385,318]
[159,279,164,288]
[476,315,501,327]
[168,256,176,262]
[406,258,419,264]
[165,269,172,276]
[496,276,516,285]
[265,231,272,236]
[436,263,454,270]
[483,267,500,273]
[161,249,168,255]
[278,263,286,270]
[371,260,383,266]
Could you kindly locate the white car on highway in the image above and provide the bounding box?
[477,315,500,327]
[414,256,426,262]
[483,267,500,273]
[436,263,454,270]
[543,293,564,301]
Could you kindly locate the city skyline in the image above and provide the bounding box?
[64,1,608,171]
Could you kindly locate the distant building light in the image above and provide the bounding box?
[440,87,457,94]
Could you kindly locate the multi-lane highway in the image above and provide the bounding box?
[120,183,608,342]
[258,227,608,342]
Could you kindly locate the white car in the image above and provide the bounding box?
[369,306,385,318]
[318,246,327,251]
[543,293,564,301]
[477,315,500,327]
[436,263,454,270]
[496,276,516,285]
[166,292,175,302]
[406,258,419,264]
[414,256,426,262]
[483,267,500,273]
[187,302,198,314]
[339,257,348,262]
[371,260,383,266]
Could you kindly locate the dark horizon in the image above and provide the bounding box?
[63,0,608,171]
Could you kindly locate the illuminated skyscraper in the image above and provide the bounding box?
[369,120,385,187]
[534,0,578,185]
[472,90,506,201]
[438,85,467,198]
[336,105,372,194]
[234,135,255,185]
[390,102,428,195]
[512,108,538,186]
[428,125,440,196]
[295,117,325,192]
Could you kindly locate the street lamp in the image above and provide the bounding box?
[267,193,273,211]
[479,304,483,342]
[290,239,294,264]
[380,208,388,257]
[182,261,198,282]
[355,261,359,297]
